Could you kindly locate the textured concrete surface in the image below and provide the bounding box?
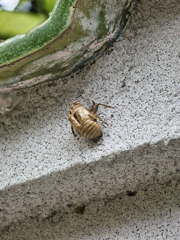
[0,0,180,238]
[1,179,180,239]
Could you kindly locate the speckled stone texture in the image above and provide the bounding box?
[0,0,180,239]
[1,179,180,239]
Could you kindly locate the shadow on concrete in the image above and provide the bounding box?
[0,137,180,235]
[1,170,180,239]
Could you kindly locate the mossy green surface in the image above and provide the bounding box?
[0,0,77,65]
[0,0,137,90]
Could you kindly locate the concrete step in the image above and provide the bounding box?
[0,0,180,238]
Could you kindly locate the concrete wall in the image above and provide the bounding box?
[1,0,180,239]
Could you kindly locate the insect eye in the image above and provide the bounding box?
[73,113,81,123]
[74,113,78,120]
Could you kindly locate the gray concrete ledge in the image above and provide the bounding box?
[0,0,180,238]
[1,178,180,239]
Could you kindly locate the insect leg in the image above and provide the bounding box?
[89,100,96,111]
[71,126,76,136]
[93,103,114,114]
[96,115,109,126]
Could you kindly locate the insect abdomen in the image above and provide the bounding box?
[79,119,102,139]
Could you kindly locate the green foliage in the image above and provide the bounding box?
[0,0,57,39]
[36,0,57,14]
[0,11,46,39]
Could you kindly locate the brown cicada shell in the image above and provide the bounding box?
[68,100,114,139]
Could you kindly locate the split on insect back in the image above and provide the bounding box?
[68,100,114,140]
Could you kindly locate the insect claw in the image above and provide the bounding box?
[71,126,76,136]
[89,100,95,111]
[93,103,114,114]
[96,115,109,126]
